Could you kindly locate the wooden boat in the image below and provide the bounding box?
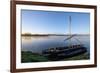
[42,45,87,60]
[43,45,87,55]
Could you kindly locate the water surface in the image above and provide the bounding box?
[21,35,90,54]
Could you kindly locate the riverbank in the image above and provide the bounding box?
[21,51,89,63]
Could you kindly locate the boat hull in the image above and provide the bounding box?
[42,45,87,61]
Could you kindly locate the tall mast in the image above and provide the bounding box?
[69,16,71,46]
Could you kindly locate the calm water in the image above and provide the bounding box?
[21,36,90,54]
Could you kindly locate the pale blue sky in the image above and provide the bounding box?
[21,9,90,34]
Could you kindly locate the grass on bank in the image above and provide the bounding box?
[21,51,89,63]
[21,51,49,63]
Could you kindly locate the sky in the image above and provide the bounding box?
[21,9,90,34]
